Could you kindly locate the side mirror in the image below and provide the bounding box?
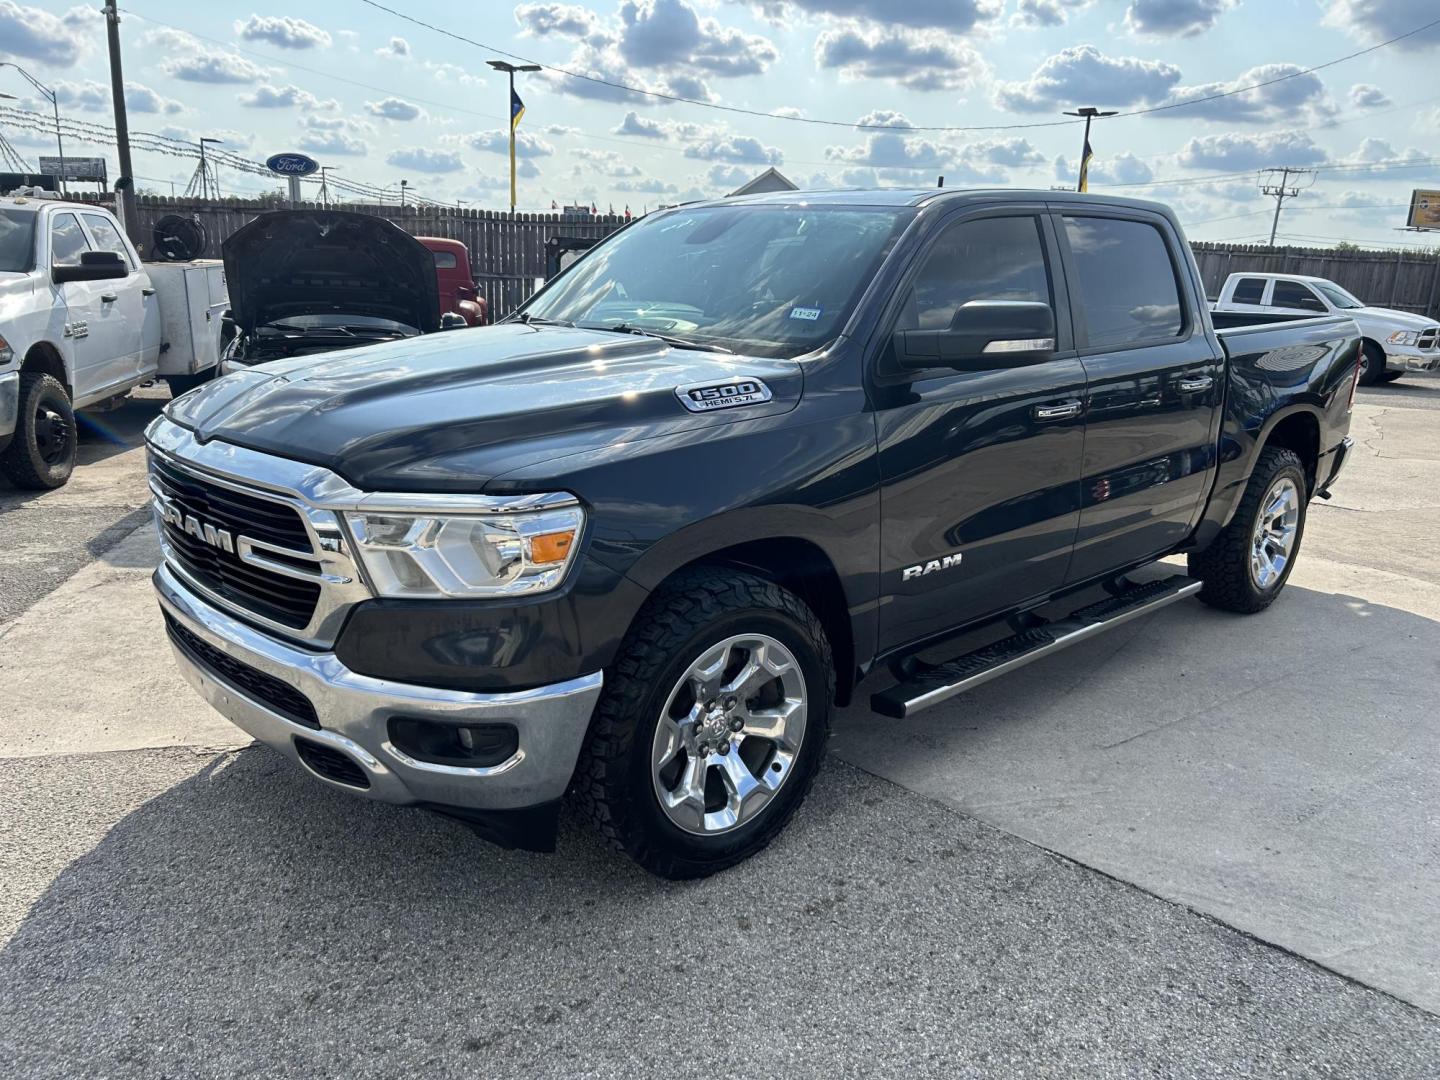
[439,312,468,331]
[894,301,1056,371]
[53,250,128,284]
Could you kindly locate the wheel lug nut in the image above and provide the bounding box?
[718,741,731,755]
[729,718,743,731]
[725,697,737,709]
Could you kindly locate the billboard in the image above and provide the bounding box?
[38,156,106,183]
[266,152,319,177]
[1407,190,1440,231]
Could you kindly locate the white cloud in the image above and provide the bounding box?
[1054,151,1155,185]
[1348,83,1391,109]
[755,0,1001,34]
[516,3,608,41]
[683,133,783,164]
[298,129,369,156]
[376,35,410,58]
[0,3,96,67]
[619,0,778,77]
[466,130,556,157]
[234,15,331,50]
[1011,0,1093,27]
[816,25,986,91]
[387,147,465,173]
[1150,65,1336,125]
[241,83,339,110]
[994,45,1181,112]
[148,30,270,84]
[50,79,182,116]
[613,110,667,137]
[1324,0,1440,52]
[1175,130,1328,171]
[366,97,425,121]
[1124,0,1235,37]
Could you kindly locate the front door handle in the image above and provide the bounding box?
[1177,374,1214,393]
[141,287,157,297]
[100,292,117,303]
[1033,400,1083,422]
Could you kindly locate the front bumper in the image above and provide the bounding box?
[1383,344,1440,372]
[0,369,18,452]
[155,562,603,833]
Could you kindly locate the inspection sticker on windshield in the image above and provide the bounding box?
[789,306,822,321]
[676,378,774,413]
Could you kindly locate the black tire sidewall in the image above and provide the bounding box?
[620,605,830,868]
[1244,459,1308,600]
[4,374,76,488]
[1358,342,1385,386]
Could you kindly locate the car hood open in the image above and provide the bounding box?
[221,210,440,335]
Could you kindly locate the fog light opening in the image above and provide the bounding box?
[387,717,519,769]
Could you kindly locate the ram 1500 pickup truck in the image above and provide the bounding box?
[147,190,1358,878]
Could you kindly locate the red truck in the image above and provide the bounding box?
[418,236,488,326]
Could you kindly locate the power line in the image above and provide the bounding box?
[356,0,1440,132]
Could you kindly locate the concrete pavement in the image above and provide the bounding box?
[2,385,1438,1076]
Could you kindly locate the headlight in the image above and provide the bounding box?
[1387,330,1419,346]
[345,501,583,598]
[0,334,13,365]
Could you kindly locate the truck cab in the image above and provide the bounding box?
[419,236,488,326]
[1213,271,1439,384]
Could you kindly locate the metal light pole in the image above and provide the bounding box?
[319,166,337,208]
[399,178,408,208]
[1062,106,1117,193]
[1,62,65,193]
[486,59,541,214]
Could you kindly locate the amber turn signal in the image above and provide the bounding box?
[529,530,576,564]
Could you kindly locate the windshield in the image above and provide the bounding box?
[1314,282,1363,309]
[521,204,913,357]
[0,208,37,273]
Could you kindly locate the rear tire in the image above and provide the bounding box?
[573,568,832,879]
[0,372,76,490]
[1357,341,1386,386]
[1188,446,1307,614]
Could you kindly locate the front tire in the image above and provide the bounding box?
[1357,341,1386,386]
[573,568,833,879]
[0,372,76,490]
[1188,446,1307,613]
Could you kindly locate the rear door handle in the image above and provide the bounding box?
[1177,375,1214,393]
[1033,400,1083,422]
[100,292,117,303]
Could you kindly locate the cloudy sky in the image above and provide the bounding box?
[0,0,1436,246]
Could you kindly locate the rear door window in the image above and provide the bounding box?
[1063,216,1185,349]
[1231,277,1267,304]
[1271,281,1327,312]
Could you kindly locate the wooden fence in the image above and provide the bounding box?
[74,195,1440,320]
[1191,241,1440,317]
[78,194,629,319]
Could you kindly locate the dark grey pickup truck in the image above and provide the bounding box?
[147,189,1358,877]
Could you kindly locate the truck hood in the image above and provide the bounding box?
[1353,306,1438,332]
[165,324,804,492]
[222,210,440,335]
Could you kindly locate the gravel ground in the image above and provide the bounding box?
[1,747,1436,1080]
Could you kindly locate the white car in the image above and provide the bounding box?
[0,196,226,489]
[1212,272,1439,385]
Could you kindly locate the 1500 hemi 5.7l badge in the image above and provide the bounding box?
[675,378,774,413]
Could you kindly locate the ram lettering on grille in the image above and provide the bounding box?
[156,497,236,554]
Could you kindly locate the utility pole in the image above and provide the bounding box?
[102,1,137,238]
[399,178,408,208]
[1260,167,1316,247]
[1062,106,1116,192]
[319,166,337,208]
[486,59,541,214]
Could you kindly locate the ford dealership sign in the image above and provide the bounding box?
[265,153,320,177]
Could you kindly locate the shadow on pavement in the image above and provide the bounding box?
[2,739,1437,1078]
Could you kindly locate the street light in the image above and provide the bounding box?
[399,178,408,208]
[486,59,541,214]
[0,62,65,193]
[1062,106,1117,193]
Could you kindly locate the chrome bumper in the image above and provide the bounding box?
[0,370,18,445]
[155,562,603,811]
[1383,347,1440,372]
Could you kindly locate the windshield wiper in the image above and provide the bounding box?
[585,322,734,354]
[514,312,575,328]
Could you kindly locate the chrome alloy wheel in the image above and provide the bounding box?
[1250,476,1300,590]
[650,633,808,836]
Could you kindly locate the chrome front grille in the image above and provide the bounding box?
[1418,328,1438,352]
[146,420,373,648]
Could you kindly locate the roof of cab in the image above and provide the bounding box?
[710,187,1175,217]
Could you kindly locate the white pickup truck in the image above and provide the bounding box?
[0,196,227,489]
[1212,271,1440,386]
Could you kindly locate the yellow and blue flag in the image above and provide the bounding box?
[511,87,525,131]
[1078,135,1093,193]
